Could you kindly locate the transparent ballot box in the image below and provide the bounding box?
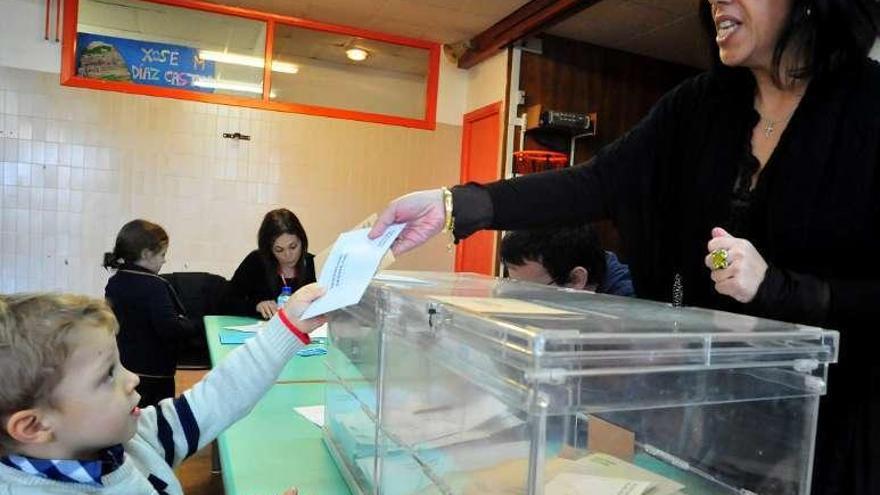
[323,271,838,495]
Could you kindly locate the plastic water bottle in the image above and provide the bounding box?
[276,286,292,308]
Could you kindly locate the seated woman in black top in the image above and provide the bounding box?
[104,219,195,407]
[230,208,316,319]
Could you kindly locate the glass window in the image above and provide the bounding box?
[76,0,267,99]
[270,24,431,120]
[65,0,439,128]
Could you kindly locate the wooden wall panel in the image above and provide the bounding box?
[517,34,699,259]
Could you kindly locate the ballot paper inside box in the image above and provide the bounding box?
[321,270,838,495]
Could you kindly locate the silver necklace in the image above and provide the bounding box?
[760,117,789,138]
[757,92,805,138]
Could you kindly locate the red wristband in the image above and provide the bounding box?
[278,308,310,345]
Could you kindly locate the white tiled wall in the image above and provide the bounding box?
[0,66,461,296]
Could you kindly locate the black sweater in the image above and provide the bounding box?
[228,250,316,317]
[453,58,880,495]
[105,264,196,377]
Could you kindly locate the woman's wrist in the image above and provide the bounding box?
[440,187,454,233]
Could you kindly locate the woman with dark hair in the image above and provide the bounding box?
[369,1,880,493]
[230,208,316,319]
[104,219,195,407]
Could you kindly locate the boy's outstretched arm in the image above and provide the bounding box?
[133,284,326,468]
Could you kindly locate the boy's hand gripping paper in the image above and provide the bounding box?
[301,224,405,319]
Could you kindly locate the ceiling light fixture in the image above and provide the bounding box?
[198,50,299,74]
[345,47,369,62]
[192,78,263,94]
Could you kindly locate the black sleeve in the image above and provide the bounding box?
[750,265,880,330]
[748,266,831,326]
[228,251,271,317]
[452,76,695,238]
[148,281,197,342]
[451,184,494,241]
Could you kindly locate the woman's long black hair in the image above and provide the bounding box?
[699,0,879,86]
[257,208,309,274]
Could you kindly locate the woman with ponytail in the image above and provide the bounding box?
[104,219,195,407]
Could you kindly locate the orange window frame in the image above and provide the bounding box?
[61,0,440,130]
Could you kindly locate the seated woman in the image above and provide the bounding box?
[104,219,195,407]
[230,208,316,319]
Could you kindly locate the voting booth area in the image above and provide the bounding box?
[322,271,838,495]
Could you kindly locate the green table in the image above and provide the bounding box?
[205,315,352,495]
[205,315,328,383]
[216,383,351,495]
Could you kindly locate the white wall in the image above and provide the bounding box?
[436,55,468,126]
[0,66,463,296]
[0,0,519,296]
[0,2,469,296]
[871,38,880,61]
[466,50,508,113]
[0,0,61,73]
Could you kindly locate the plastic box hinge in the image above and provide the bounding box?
[792,359,827,393]
[804,375,826,394]
[793,358,819,373]
[524,368,568,385]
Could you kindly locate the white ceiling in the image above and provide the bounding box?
[545,0,709,68]
[202,0,531,44]
[204,0,708,68]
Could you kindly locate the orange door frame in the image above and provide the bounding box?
[455,101,503,274]
[60,0,440,130]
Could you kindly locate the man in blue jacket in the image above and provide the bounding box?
[501,225,634,297]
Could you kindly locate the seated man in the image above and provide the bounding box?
[501,225,634,296]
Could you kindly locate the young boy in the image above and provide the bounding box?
[501,225,634,296]
[0,286,324,494]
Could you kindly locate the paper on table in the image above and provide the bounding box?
[293,405,325,428]
[334,389,522,450]
[218,329,255,345]
[573,453,684,495]
[222,321,266,333]
[545,473,654,495]
[430,296,577,315]
[301,224,405,320]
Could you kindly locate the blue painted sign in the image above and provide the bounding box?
[76,33,215,92]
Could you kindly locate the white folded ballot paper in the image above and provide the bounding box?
[222,321,266,332]
[300,223,405,320]
[545,473,654,495]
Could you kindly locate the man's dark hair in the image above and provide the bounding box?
[501,225,606,287]
[699,0,879,86]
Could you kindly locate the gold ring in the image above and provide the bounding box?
[710,248,730,270]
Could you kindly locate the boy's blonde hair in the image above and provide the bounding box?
[0,293,118,448]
